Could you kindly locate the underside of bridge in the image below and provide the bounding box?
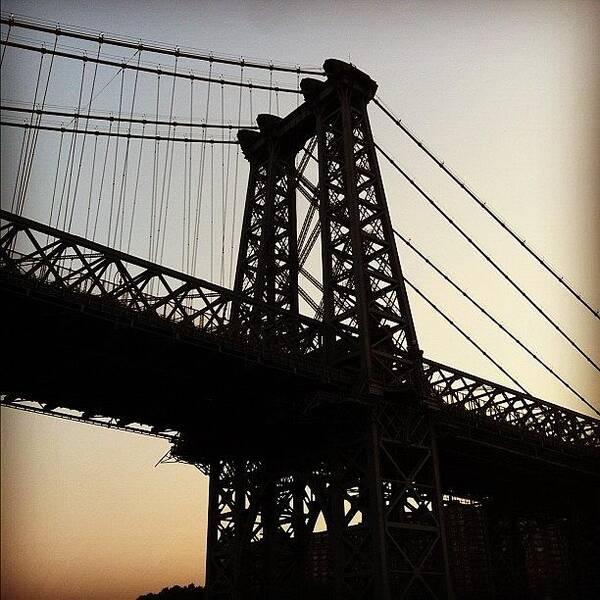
[1,57,599,600]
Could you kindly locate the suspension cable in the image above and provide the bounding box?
[68,42,101,231]
[84,130,99,239]
[186,74,194,272]
[228,65,244,286]
[376,143,600,375]
[48,126,65,234]
[182,140,189,272]
[0,104,258,129]
[127,121,145,254]
[0,40,302,93]
[220,81,232,285]
[156,54,178,264]
[404,278,527,393]
[394,229,599,416]
[92,120,112,241]
[191,62,213,276]
[108,67,125,245]
[1,14,324,75]
[210,141,215,281]
[222,124,233,285]
[159,102,177,266]
[9,123,27,213]
[59,58,86,230]
[149,70,161,262]
[116,50,141,250]
[18,34,59,214]
[373,96,600,320]
[0,120,239,143]
[0,18,10,67]
[12,49,43,213]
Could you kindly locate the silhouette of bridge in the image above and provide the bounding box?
[1,14,599,600]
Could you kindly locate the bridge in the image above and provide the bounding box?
[1,13,599,600]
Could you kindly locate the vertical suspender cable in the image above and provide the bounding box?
[107,66,125,243]
[158,54,179,266]
[159,114,177,265]
[185,74,194,272]
[182,140,188,272]
[127,121,145,254]
[249,81,254,124]
[115,50,141,249]
[48,126,65,235]
[0,21,11,67]
[150,69,161,260]
[10,126,28,214]
[191,61,213,276]
[12,50,43,213]
[68,42,101,231]
[155,54,178,263]
[220,80,226,285]
[210,140,215,281]
[84,131,99,238]
[228,64,244,287]
[58,58,87,229]
[19,34,59,215]
[92,120,113,241]
[222,125,233,285]
[268,64,273,114]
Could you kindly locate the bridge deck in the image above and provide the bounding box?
[1,210,598,474]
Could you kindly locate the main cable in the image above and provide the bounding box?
[394,229,599,417]
[376,143,600,375]
[404,277,527,393]
[0,40,302,94]
[373,96,600,320]
[1,13,324,75]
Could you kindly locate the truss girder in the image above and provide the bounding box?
[423,359,599,451]
[0,209,351,384]
[1,210,597,454]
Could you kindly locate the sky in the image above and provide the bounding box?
[1,1,599,599]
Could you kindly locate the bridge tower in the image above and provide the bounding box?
[205,60,451,600]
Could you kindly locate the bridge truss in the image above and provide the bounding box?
[1,14,599,600]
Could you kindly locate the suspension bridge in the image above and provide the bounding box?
[1,13,599,600]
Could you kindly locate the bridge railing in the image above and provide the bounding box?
[0,210,355,383]
[423,359,599,451]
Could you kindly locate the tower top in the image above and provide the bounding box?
[238,59,378,160]
[322,58,378,99]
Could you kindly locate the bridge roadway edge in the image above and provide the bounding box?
[1,264,598,489]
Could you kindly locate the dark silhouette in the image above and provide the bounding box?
[137,583,204,599]
[2,27,599,599]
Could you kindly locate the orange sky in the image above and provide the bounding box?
[1,1,599,599]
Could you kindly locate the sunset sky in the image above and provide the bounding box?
[1,1,599,599]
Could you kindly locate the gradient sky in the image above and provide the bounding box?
[2,1,599,599]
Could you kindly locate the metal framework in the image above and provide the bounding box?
[1,208,598,453]
[1,59,599,600]
[308,61,421,391]
[0,209,349,385]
